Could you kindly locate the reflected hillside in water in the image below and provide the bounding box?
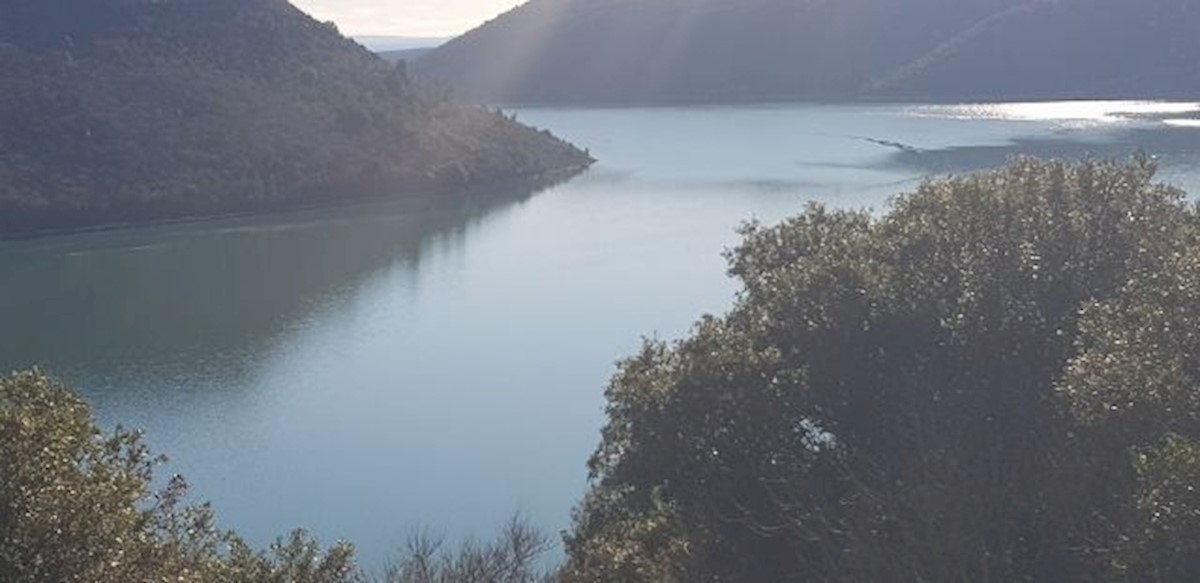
[0,178,561,407]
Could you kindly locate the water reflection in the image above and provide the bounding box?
[0,178,561,413]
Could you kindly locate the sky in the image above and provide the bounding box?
[290,0,526,38]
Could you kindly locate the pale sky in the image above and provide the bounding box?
[290,0,526,38]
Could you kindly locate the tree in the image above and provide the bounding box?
[0,368,360,582]
[385,515,553,583]
[563,156,1200,581]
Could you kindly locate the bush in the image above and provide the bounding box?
[564,156,1200,581]
[0,369,359,582]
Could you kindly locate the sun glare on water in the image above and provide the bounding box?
[910,101,1200,127]
[1164,118,1200,128]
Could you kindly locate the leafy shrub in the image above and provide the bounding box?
[564,156,1200,581]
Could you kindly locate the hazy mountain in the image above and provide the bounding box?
[868,0,1200,100]
[415,0,1200,104]
[377,48,435,64]
[357,36,443,63]
[354,36,447,52]
[0,0,590,235]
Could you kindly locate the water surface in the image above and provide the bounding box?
[2,101,1198,568]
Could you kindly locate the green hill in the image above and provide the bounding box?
[415,0,1200,104]
[0,0,591,235]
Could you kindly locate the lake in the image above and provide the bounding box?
[2,101,1198,569]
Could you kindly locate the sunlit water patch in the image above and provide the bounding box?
[909,100,1200,129]
[1165,119,1200,129]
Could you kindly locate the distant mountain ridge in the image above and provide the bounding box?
[415,0,1200,104]
[0,0,590,235]
[377,48,435,64]
[354,36,447,52]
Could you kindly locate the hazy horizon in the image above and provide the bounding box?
[352,35,449,52]
[290,0,524,37]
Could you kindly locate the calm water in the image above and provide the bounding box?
[2,102,1199,568]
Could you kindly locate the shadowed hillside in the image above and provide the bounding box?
[869,0,1200,100]
[0,0,592,235]
[415,0,1200,105]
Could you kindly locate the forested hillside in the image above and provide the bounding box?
[415,0,1200,104]
[0,0,591,235]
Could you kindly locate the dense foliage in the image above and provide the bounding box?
[416,0,1200,104]
[0,369,359,582]
[563,157,1200,581]
[0,0,590,235]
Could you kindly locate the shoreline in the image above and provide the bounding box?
[0,163,592,242]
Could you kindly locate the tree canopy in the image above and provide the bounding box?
[0,368,359,582]
[563,156,1200,581]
